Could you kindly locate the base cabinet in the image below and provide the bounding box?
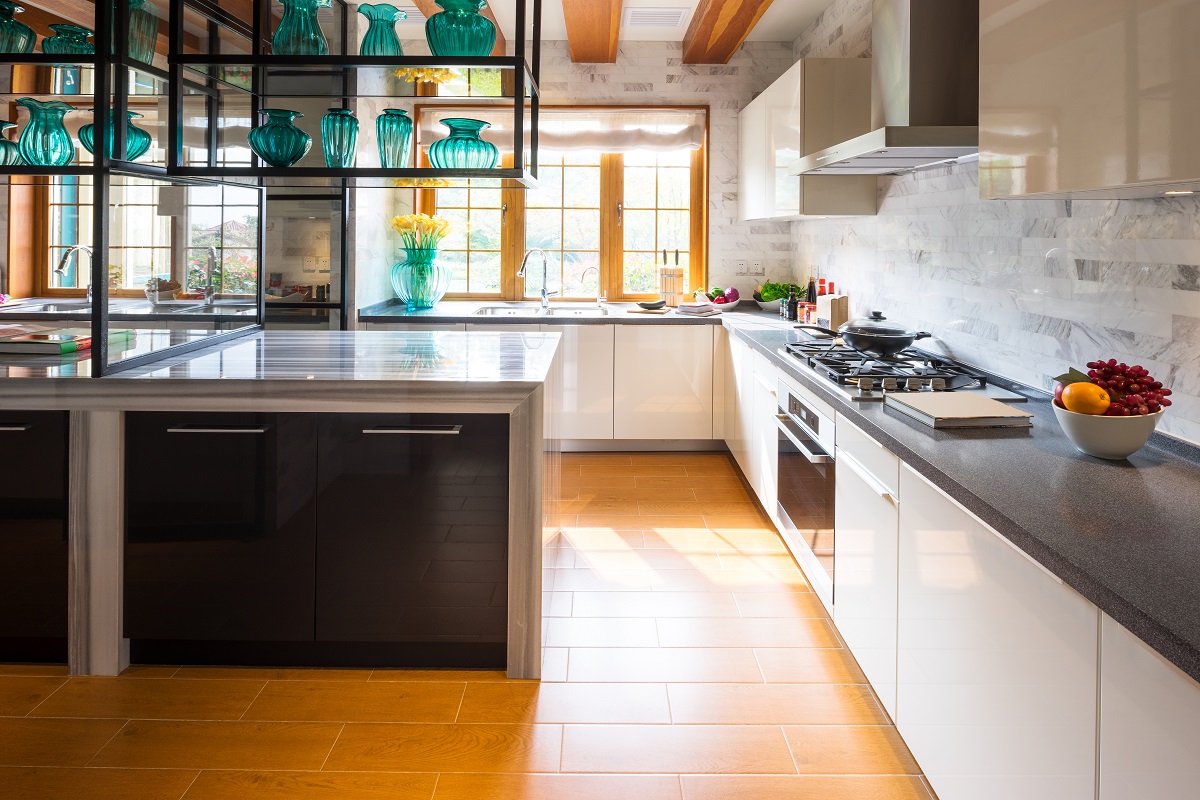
[614,325,714,440]
[0,411,69,662]
[896,463,1099,800]
[1099,614,1200,799]
[124,413,318,643]
[541,324,614,440]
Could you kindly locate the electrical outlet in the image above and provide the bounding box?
[302,257,318,273]
[750,261,765,276]
[317,257,331,273]
[733,260,748,275]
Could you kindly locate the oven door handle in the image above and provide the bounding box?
[775,415,832,464]
[837,449,896,503]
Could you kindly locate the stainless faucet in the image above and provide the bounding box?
[517,248,558,309]
[203,246,221,307]
[54,245,94,300]
[580,266,601,305]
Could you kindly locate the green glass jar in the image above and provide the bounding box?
[425,0,496,57]
[41,23,94,62]
[0,1,35,54]
[358,3,405,57]
[127,0,159,64]
[272,0,331,56]
[79,110,153,161]
[16,98,76,167]
[391,247,450,309]
[427,117,497,169]
[247,108,312,168]
[376,108,412,169]
[321,108,358,168]
[0,121,23,166]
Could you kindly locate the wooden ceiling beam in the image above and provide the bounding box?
[682,0,775,64]
[412,0,508,56]
[561,0,621,63]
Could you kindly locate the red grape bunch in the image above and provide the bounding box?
[1084,359,1172,417]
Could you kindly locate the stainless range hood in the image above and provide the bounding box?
[790,0,979,176]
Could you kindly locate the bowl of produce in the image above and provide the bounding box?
[754,280,799,312]
[702,286,740,309]
[1052,359,1171,459]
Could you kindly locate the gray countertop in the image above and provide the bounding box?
[358,299,768,324]
[729,324,1200,685]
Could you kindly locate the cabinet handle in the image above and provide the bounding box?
[755,374,777,395]
[167,426,270,434]
[0,423,34,432]
[775,415,831,464]
[363,425,463,435]
[837,448,895,503]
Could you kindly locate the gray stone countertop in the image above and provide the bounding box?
[730,325,1200,684]
[358,299,776,324]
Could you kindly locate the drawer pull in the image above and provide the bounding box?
[167,426,270,434]
[838,448,895,503]
[0,423,34,432]
[363,425,463,435]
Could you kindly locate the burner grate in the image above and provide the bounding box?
[785,341,988,390]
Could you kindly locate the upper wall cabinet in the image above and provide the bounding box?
[980,0,1200,198]
[739,59,878,220]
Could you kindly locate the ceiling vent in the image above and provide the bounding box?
[622,7,691,28]
[393,2,425,23]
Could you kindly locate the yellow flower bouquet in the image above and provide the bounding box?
[390,213,453,250]
[393,67,457,85]
[389,214,454,308]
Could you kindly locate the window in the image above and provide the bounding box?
[421,106,707,301]
[185,184,260,294]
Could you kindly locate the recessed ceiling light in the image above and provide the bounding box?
[1164,190,1195,196]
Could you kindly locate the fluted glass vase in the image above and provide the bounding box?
[0,121,22,166]
[0,1,35,54]
[376,108,412,169]
[16,98,75,167]
[247,108,312,167]
[358,3,405,56]
[321,108,358,168]
[427,117,496,169]
[127,0,158,64]
[391,247,449,309]
[41,23,94,65]
[425,0,495,57]
[272,0,330,56]
[79,110,153,161]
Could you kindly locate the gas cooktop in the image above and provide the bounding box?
[783,337,1027,403]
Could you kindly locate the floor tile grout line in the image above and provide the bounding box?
[82,718,131,768]
[22,675,72,717]
[175,768,203,800]
[451,682,468,723]
[317,722,347,771]
[780,723,803,776]
[237,680,272,721]
[429,772,441,800]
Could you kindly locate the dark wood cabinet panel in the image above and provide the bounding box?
[124,413,318,642]
[315,413,510,645]
[0,411,69,662]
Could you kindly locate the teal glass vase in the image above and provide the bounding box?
[0,1,35,54]
[358,3,405,56]
[428,117,497,169]
[41,23,94,62]
[272,0,330,56]
[425,0,496,57]
[79,110,153,161]
[376,108,412,169]
[391,247,450,309]
[0,121,22,166]
[127,0,158,64]
[16,98,75,167]
[321,108,358,168]
[248,108,312,167]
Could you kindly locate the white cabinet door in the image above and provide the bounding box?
[833,443,899,719]
[613,325,714,440]
[540,324,614,440]
[750,351,779,516]
[1099,614,1200,799]
[727,335,755,484]
[897,463,1099,800]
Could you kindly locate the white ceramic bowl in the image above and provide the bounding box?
[756,299,781,313]
[709,297,740,311]
[1053,404,1163,460]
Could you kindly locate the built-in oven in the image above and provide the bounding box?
[775,377,836,608]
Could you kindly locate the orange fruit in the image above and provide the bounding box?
[1061,382,1111,415]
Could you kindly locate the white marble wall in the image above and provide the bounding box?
[790,0,1200,444]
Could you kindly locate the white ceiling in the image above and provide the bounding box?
[471,0,830,45]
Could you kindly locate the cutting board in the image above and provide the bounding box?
[885,392,1034,429]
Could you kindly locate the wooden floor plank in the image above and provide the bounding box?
[667,683,888,725]
[182,770,439,799]
[566,647,764,683]
[434,773,683,800]
[681,775,934,800]
[456,682,671,724]
[561,724,796,774]
[88,721,344,770]
[784,725,923,775]
[323,723,563,773]
[241,681,467,723]
[0,676,68,716]
[0,766,199,799]
[29,678,268,721]
[753,648,868,684]
[0,718,128,767]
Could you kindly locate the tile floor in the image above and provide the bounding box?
[0,452,934,799]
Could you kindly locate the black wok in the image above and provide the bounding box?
[795,311,931,359]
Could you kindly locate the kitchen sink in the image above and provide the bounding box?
[544,307,609,317]
[474,306,536,316]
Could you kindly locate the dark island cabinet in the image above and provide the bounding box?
[124,413,318,643]
[0,411,69,662]
[315,413,509,659]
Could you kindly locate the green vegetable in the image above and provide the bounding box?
[708,287,725,298]
[755,280,800,303]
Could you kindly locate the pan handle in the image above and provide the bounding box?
[914,332,933,340]
[793,324,840,336]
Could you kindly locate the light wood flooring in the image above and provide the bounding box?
[0,452,934,799]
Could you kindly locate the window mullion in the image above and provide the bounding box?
[599,152,624,301]
[501,167,526,301]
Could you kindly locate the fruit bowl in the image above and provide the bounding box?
[1053,404,1163,460]
[709,298,740,311]
[756,299,781,313]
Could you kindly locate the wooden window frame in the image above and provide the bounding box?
[414,103,709,302]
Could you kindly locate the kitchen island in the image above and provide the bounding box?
[0,329,560,680]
